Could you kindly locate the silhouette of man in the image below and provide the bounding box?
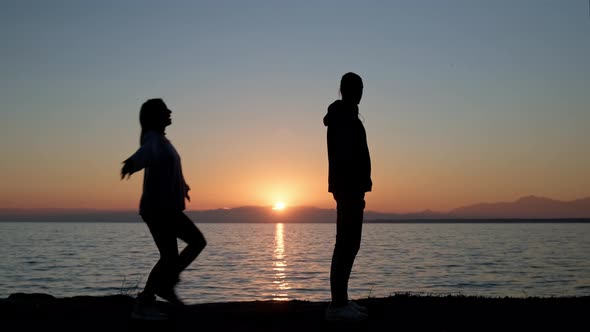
[323,72,372,322]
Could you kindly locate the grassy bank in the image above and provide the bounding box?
[2,292,588,331]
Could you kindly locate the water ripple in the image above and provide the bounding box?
[1,222,589,302]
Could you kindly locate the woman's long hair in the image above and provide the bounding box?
[139,98,166,145]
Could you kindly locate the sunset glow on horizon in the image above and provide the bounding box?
[1,1,588,214]
[272,202,287,211]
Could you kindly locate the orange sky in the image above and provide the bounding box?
[1,2,589,213]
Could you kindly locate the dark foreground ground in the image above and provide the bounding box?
[1,293,588,332]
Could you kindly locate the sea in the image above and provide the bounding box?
[1,222,589,304]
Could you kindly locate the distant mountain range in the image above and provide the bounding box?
[447,195,590,219]
[1,195,589,222]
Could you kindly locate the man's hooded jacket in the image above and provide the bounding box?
[323,100,372,193]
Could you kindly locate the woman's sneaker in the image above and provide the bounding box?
[156,287,185,306]
[131,301,168,321]
[325,303,368,322]
[349,300,368,314]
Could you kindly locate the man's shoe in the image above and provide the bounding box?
[325,303,368,322]
[349,300,368,314]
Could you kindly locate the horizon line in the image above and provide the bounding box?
[1,194,589,216]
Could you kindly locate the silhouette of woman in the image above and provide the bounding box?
[323,72,372,322]
[121,98,206,320]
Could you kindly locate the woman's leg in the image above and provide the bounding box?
[139,213,179,302]
[173,212,207,277]
[330,192,365,307]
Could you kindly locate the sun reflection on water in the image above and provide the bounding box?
[272,223,290,301]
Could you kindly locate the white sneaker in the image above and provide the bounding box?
[325,303,368,322]
[131,302,168,321]
[349,300,368,314]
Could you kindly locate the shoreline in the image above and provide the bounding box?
[2,293,588,331]
[2,218,590,223]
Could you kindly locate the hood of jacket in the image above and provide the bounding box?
[323,100,359,127]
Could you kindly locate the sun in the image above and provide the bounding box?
[272,201,286,211]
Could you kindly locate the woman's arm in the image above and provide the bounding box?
[184,182,191,202]
[121,158,137,179]
[120,139,156,180]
